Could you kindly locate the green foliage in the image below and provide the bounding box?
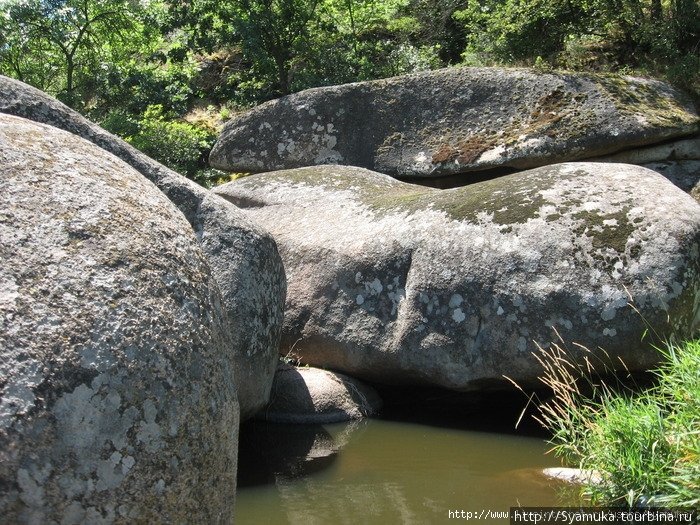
[534,340,700,507]
[0,0,145,109]
[454,0,699,94]
[103,105,219,187]
[158,0,454,102]
[457,0,587,63]
[2,0,696,186]
[583,396,674,504]
[99,109,140,137]
[398,0,468,65]
[91,51,199,117]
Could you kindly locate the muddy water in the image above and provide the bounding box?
[236,398,580,524]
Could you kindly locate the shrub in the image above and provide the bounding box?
[527,339,700,507]
[121,105,218,186]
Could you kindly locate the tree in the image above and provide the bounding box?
[401,0,468,64]
[0,0,141,108]
[231,0,323,95]
[317,0,422,79]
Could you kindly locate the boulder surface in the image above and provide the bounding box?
[587,137,700,202]
[590,137,700,165]
[642,161,700,203]
[259,364,383,423]
[214,163,700,390]
[0,75,286,419]
[210,67,699,178]
[0,114,238,523]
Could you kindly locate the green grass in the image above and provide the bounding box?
[530,339,700,507]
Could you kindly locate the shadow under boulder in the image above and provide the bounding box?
[237,422,338,488]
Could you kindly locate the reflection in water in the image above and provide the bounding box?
[236,413,580,524]
[238,422,338,488]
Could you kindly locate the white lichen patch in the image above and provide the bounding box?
[314,148,342,164]
[79,344,117,373]
[368,278,383,295]
[17,467,47,508]
[277,138,296,156]
[476,144,507,164]
[351,272,407,317]
[307,122,343,163]
[214,161,700,392]
[0,357,44,430]
[53,381,138,451]
[515,136,547,152]
[408,151,434,173]
[452,308,466,323]
[448,294,463,308]
[137,399,163,453]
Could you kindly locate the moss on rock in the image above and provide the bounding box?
[212,67,700,178]
[214,161,700,392]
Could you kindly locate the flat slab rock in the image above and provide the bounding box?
[0,114,238,523]
[258,364,382,424]
[210,67,699,178]
[541,468,602,485]
[586,136,700,202]
[590,136,700,165]
[214,163,700,390]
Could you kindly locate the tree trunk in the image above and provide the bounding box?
[275,55,290,95]
[65,56,76,107]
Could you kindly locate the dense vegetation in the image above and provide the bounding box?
[534,339,699,506]
[1,0,698,185]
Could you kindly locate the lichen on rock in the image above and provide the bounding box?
[210,67,699,179]
[214,162,700,391]
[0,74,287,420]
[0,114,238,523]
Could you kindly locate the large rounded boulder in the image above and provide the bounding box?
[214,163,700,390]
[0,114,238,523]
[210,67,698,179]
[0,75,286,420]
[259,364,383,424]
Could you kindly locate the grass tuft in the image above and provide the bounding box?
[531,339,700,507]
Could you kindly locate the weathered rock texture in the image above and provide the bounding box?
[588,137,700,202]
[214,164,700,390]
[210,67,699,178]
[0,114,238,523]
[541,468,603,486]
[0,75,286,419]
[642,161,700,203]
[259,365,382,423]
[591,136,700,165]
